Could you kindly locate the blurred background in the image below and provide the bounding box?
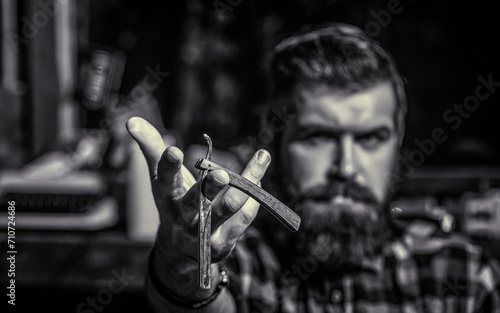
[1,0,500,311]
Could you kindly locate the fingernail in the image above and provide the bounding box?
[257,150,270,164]
[166,149,177,163]
[212,175,225,187]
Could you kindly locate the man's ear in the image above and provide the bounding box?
[396,76,410,149]
[397,123,406,149]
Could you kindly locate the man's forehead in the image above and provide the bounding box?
[292,82,397,129]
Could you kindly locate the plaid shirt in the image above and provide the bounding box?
[225,218,500,313]
[147,219,500,313]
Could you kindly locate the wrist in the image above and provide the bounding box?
[148,246,226,305]
[146,271,235,313]
[150,266,229,310]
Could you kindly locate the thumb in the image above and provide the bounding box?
[126,116,166,179]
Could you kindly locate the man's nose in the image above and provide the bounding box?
[336,134,356,180]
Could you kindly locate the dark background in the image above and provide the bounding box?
[2,0,500,166]
[1,0,500,312]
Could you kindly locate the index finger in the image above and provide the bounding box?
[156,146,197,199]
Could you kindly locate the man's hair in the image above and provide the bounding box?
[269,22,407,136]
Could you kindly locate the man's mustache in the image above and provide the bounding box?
[291,180,378,206]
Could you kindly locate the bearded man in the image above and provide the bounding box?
[127,23,500,313]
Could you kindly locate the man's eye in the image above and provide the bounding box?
[301,134,331,145]
[357,134,382,149]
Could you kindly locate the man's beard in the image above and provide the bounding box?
[267,178,390,275]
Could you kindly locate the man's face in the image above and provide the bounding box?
[277,81,399,267]
[281,81,398,205]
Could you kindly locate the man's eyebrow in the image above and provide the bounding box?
[296,125,392,136]
[295,125,340,137]
[354,126,392,137]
